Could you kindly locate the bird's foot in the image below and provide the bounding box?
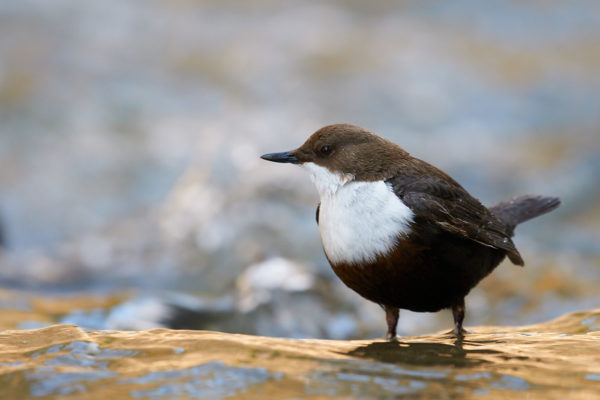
[385,332,399,342]
[450,326,471,338]
[451,298,468,338]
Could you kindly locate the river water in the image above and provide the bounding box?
[1,309,599,399]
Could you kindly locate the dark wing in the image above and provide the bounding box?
[386,173,524,266]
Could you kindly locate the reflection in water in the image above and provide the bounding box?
[346,340,482,367]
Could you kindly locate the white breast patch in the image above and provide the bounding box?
[302,162,414,265]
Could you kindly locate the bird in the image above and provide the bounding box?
[261,124,561,339]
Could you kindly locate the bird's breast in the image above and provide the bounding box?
[318,180,414,265]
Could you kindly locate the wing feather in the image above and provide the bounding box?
[386,174,524,266]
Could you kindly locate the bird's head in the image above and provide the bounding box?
[261,124,409,188]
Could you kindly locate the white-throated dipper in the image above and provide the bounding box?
[261,124,560,339]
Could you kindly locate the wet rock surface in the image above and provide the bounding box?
[1,309,599,399]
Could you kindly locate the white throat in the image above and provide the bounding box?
[302,162,414,265]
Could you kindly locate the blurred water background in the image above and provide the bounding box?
[0,0,599,339]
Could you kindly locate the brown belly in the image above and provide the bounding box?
[328,231,506,312]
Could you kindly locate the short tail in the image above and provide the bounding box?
[490,195,561,235]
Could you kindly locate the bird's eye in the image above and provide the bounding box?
[319,145,333,156]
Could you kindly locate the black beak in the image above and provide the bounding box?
[260,151,299,164]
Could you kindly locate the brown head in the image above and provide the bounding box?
[261,124,410,181]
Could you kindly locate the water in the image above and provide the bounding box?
[1,309,599,399]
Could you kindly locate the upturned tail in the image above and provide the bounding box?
[489,195,561,236]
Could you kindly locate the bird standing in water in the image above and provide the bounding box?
[262,124,560,339]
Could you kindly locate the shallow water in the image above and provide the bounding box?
[1,309,599,399]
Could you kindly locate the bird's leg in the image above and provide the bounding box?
[384,306,399,341]
[451,298,467,337]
